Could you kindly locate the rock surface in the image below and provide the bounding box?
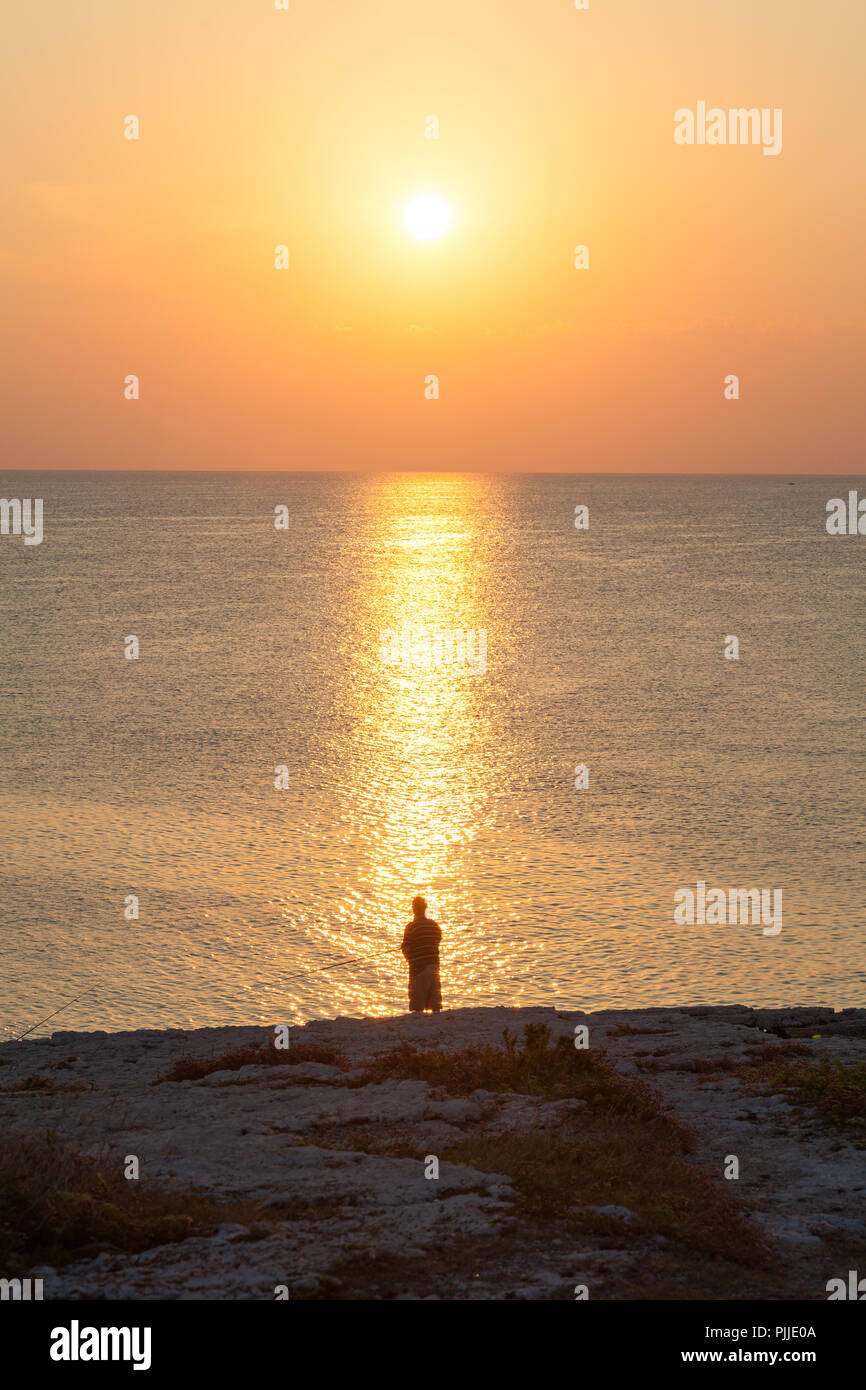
[1,1004,864,1300]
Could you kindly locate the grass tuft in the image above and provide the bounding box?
[317,1025,772,1279]
[153,1039,348,1084]
[765,1058,866,1132]
[354,1023,661,1121]
[0,1132,267,1276]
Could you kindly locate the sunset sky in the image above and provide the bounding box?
[2,0,864,472]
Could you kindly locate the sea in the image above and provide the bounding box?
[1,471,864,1035]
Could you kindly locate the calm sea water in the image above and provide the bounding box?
[1,472,865,1036]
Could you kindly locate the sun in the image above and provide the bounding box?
[403,193,453,241]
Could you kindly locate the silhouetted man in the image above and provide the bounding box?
[400,896,442,1013]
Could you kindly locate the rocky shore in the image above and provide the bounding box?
[1,1004,864,1300]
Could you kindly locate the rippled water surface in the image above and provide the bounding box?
[1,471,864,1034]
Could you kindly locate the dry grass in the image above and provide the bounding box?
[303,1024,775,1296]
[2,1074,88,1093]
[635,1039,811,1075]
[636,1039,866,1139]
[0,1131,269,1276]
[611,1022,676,1037]
[153,1038,349,1084]
[761,1057,866,1133]
[444,1120,765,1268]
[318,1231,787,1301]
[671,1042,866,1138]
[354,1022,663,1120]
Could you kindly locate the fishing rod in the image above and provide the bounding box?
[6,945,408,1040]
[317,954,402,982]
[11,983,100,1043]
[318,955,363,971]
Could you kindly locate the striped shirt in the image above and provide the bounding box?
[401,917,441,975]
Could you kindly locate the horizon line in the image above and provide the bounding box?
[2,469,866,479]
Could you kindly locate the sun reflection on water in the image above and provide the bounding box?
[292,473,520,1016]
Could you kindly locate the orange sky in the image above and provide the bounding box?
[1,0,864,471]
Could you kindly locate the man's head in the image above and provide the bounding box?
[412,895,427,919]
